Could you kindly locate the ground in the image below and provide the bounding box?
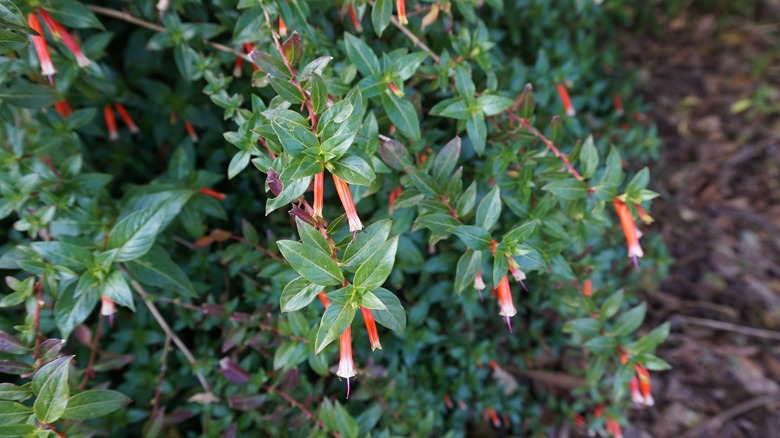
[623,3,780,437]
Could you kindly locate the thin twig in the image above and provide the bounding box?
[262,385,341,437]
[79,314,104,390]
[85,4,250,61]
[258,323,309,343]
[673,315,780,342]
[32,277,43,359]
[681,393,780,438]
[151,333,172,418]
[365,0,440,63]
[505,111,584,181]
[126,272,218,399]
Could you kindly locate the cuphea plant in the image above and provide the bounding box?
[0,0,670,436]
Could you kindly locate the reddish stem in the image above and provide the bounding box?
[505,111,584,181]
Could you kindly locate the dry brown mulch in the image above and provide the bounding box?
[622,6,780,438]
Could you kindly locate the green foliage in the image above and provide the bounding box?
[0,0,670,436]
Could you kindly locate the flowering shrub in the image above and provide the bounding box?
[0,0,670,436]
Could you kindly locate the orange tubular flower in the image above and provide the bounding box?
[104,106,119,142]
[199,187,227,201]
[54,100,72,117]
[233,54,243,77]
[496,275,517,332]
[38,10,90,68]
[313,172,324,218]
[28,13,56,81]
[243,43,259,71]
[613,94,624,116]
[396,0,408,25]
[474,271,486,301]
[583,279,593,297]
[486,407,502,428]
[101,296,117,326]
[388,83,404,98]
[557,83,576,117]
[278,16,288,37]
[347,5,362,33]
[613,199,644,269]
[317,291,330,308]
[629,376,644,405]
[360,307,382,351]
[114,103,139,135]
[606,418,623,438]
[507,257,527,291]
[635,363,654,406]
[332,174,363,233]
[635,204,654,224]
[337,327,357,399]
[184,120,199,143]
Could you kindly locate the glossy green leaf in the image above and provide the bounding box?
[314,298,356,354]
[381,92,420,141]
[0,84,59,109]
[61,390,131,420]
[107,202,169,262]
[33,356,70,423]
[609,303,646,337]
[370,288,405,333]
[353,236,398,291]
[102,271,135,312]
[0,402,32,426]
[432,136,461,183]
[125,246,197,298]
[453,226,492,250]
[542,179,589,201]
[371,0,393,36]
[454,249,481,294]
[476,185,501,230]
[280,277,322,312]
[342,219,393,271]
[277,240,344,286]
[343,32,380,76]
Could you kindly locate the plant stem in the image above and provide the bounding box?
[79,315,104,390]
[151,333,172,418]
[262,384,341,437]
[505,111,584,181]
[126,272,218,400]
[85,4,250,61]
[366,0,441,63]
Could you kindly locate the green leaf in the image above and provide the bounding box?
[61,390,131,420]
[296,218,330,255]
[124,246,197,298]
[0,30,28,52]
[466,112,487,155]
[454,65,475,100]
[359,291,387,310]
[0,332,28,355]
[395,52,428,81]
[277,240,344,286]
[0,0,26,29]
[0,383,32,402]
[268,75,304,104]
[542,179,589,201]
[642,355,672,371]
[378,137,413,170]
[565,318,601,337]
[406,168,439,198]
[580,135,599,179]
[107,202,169,262]
[583,336,616,355]
[300,56,333,81]
[612,363,635,401]
[265,175,312,215]
[430,98,471,120]
[432,136,461,183]
[319,399,359,438]
[381,92,420,141]
[310,73,328,114]
[0,402,32,426]
[586,354,608,386]
[33,356,70,423]
[370,288,405,333]
[331,155,376,186]
[0,424,35,437]
[371,0,393,36]
[600,146,624,188]
[0,84,59,109]
[454,249,481,294]
[502,220,539,246]
[343,33,380,76]
[314,298,356,353]
[54,283,98,340]
[492,252,509,288]
[632,322,670,355]
[102,271,135,312]
[477,94,513,116]
[453,226,492,251]
[280,277,321,312]
[625,167,650,194]
[456,181,477,217]
[342,219,393,271]
[413,213,458,235]
[609,303,647,337]
[44,0,104,29]
[353,236,399,291]
[599,289,624,320]
[476,185,501,230]
[228,151,250,179]
[174,45,199,81]
[271,119,319,156]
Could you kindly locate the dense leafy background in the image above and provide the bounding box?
[0,0,670,436]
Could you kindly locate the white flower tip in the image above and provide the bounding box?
[76,55,91,68]
[566,108,576,117]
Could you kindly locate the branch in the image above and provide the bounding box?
[366,0,440,64]
[673,315,780,342]
[505,111,584,181]
[85,4,250,62]
[126,272,218,400]
[681,393,780,438]
[262,385,341,438]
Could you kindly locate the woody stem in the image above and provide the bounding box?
[505,111,584,181]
